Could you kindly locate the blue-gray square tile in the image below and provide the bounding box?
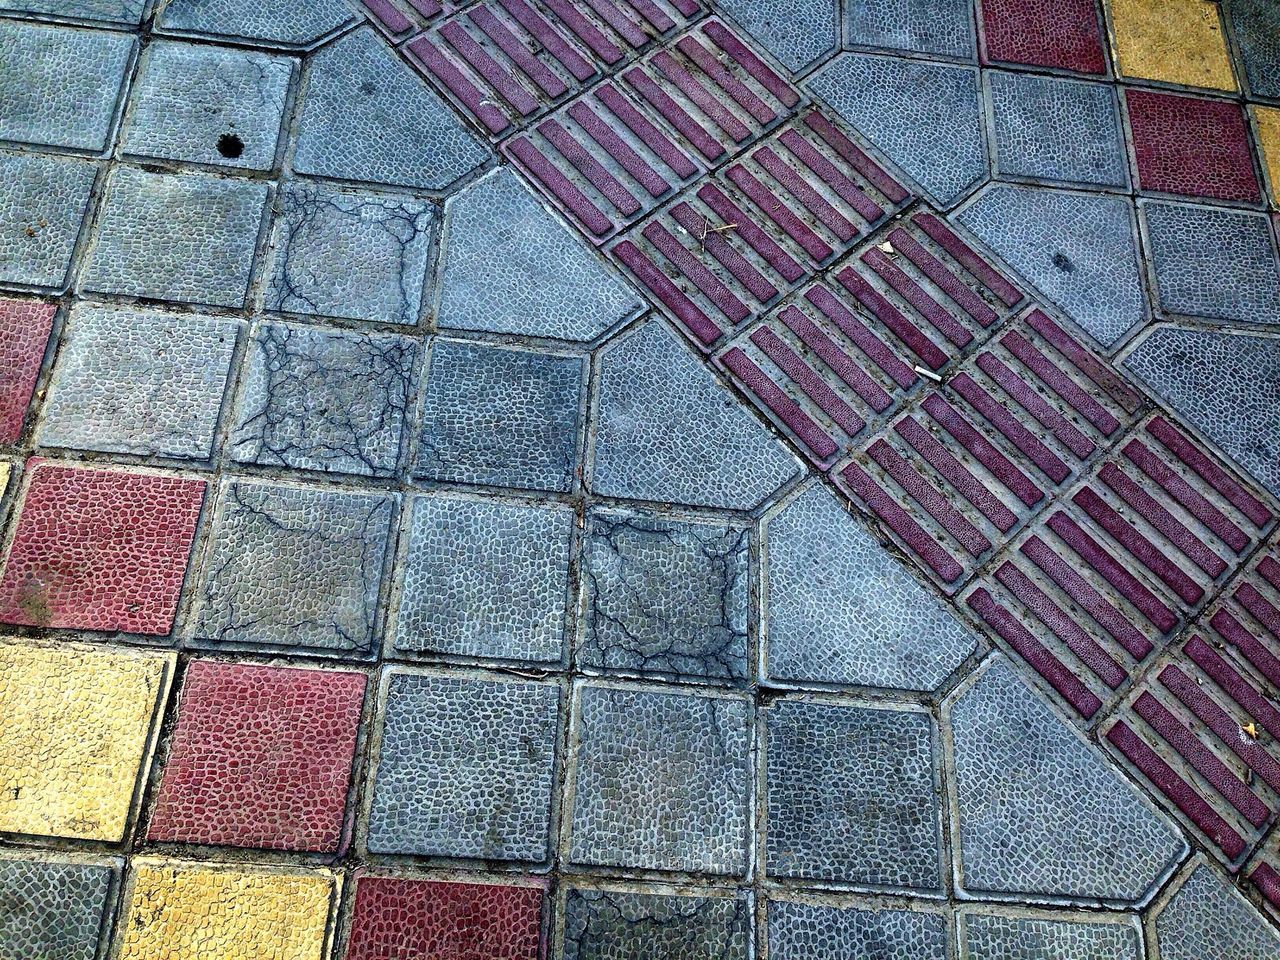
[156,0,353,47]
[1154,862,1280,960]
[121,41,293,170]
[1230,0,1280,100]
[765,698,940,889]
[957,184,1146,347]
[368,670,560,862]
[266,181,437,326]
[0,20,134,151]
[715,0,838,73]
[293,28,488,191]
[962,912,1143,960]
[807,53,985,204]
[415,339,583,492]
[81,166,269,308]
[988,71,1126,187]
[767,902,947,960]
[569,684,751,875]
[1,0,144,23]
[228,321,417,477]
[39,304,240,460]
[394,494,573,665]
[1142,200,1280,327]
[580,509,750,685]
[0,150,96,288]
[844,0,975,59]
[0,856,119,960]
[561,888,751,960]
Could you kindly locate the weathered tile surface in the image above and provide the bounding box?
[1107,0,1236,90]
[1231,0,1280,100]
[962,913,1142,959]
[1257,105,1280,204]
[0,298,56,444]
[844,0,974,59]
[979,0,1106,73]
[0,150,96,288]
[767,902,947,960]
[716,0,837,72]
[4,0,145,23]
[1154,863,1280,960]
[156,0,353,46]
[560,888,750,960]
[0,857,118,960]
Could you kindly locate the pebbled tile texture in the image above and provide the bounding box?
[0,298,56,445]
[0,857,117,960]
[561,888,750,960]
[962,913,1142,959]
[979,0,1106,73]
[0,150,96,288]
[1154,863,1280,960]
[768,902,947,960]
[844,0,974,59]
[155,0,353,46]
[716,0,837,73]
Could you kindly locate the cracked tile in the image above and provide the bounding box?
[156,0,353,46]
[228,321,417,477]
[1106,0,1236,90]
[560,888,750,960]
[844,0,975,59]
[979,0,1106,73]
[191,480,396,655]
[367,670,560,862]
[716,0,837,73]
[767,901,947,960]
[0,150,96,288]
[39,303,240,460]
[0,297,56,445]
[266,181,436,325]
[579,509,749,684]
[961,912,1142,959]
[0,856,119,960]
[1153,862,1280,960]
[1127,90,1260,203]
[415,339,583,492]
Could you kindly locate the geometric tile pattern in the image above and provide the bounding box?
[978,0,1107,75]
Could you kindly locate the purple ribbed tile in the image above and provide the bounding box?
[726,165,833,263]
[1210,609,1280,689]
[407,35,512,134]
[625,67,724,161]
[861,248,973,349]
[543,0,624,62]
[976,353,1095,460]
[1253,864,1280,908]
[895,417,1016,532]
[750,327,865,436]
[651,50,751,143]
[582,0,648,47]
[753,147,857,242]
[539,119,641,215]
[777,129,884,225]
[669,0,700,15]
[1100,463,1227,578]
[641,221,750,323]
[888,229,998,328]
[364,0,414,34]
[803,286,915,391]
[568,101,667,198]
[803,111,908,203]
[1237,582,1280,640]
[1262,557,1280,590]
[698,184,805,282]
[914,213,1023,308]
[469,6,569,98]
[1123,439,1249,554]
[507,136,613,236]
[440,20,541,115]
[701,20,798,108]
[612,239,722,346]
[408,0,443,16]
[1145,416,1274,529]
[625,0,676,33]
[923,393,1043,508]
[675,35,774,125]
[868,439,992,557]
[721,347,837,460]
[596,83,699,179]
[497,0,596,82]
[1000,330,1120,436]
[669,203,776,302]
[834,267,948,370]
[780,307,895,413]
[951,373,1070,485]
[1185,635,1280,740]
[1025,309,1141,414]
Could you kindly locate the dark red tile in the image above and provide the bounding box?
[344,875,544,960]
[979,0,1107,74]
[0,298,56,444]
[0,460,204,635]
[148,661,366,852]
[1127,90,1262,203]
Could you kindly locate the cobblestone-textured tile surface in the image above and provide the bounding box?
[559,888,750,960]
[0,150,96,288]
[0,856,118,960]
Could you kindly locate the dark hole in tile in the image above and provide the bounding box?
[217,134,245,159]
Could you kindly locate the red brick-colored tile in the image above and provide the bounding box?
[0,298,56,444]
[979,0,1107,74]
[344,875,544,960]
[1128,90,1262,203]
[0,461,204,634]
[148,661,366,852]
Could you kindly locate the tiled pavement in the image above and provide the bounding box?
[2,0,1280,958]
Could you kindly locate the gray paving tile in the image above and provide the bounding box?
[438,168,640,343]
[394,494,572,665]
[0,857,118,960]
[844,0,975,59]
[957,183,1146,348]
[0,19,134,151]
[592,319,800,510]
[39,303,239,460]
[716,0,838,72]
[157,0,353,46]
[1142,200,1280,327]
[1153,863,1280,960]
[81,165,268,308]
[0,150,96,288]
[767,901,947,960]
[415,339,583,492]
[579,509,749,684]
[568,684,751,875]
[765,698,939,889]
[561,888,750,960]
[228,321,417,477]
[1230,0,1280,100]
[266,181,436,326]
[1124,326,1280,498]
[1,0,144,23]
[293,28,488,191]
[121,41,293,170]
[807,53,985,204]
[988,71,1127,188]
[949,659,1186,902]
[764,485,976,691]
[192,480,396,655]
[367,671,560,862]
[962,912,1142,960]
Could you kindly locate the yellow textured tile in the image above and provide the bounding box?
[1256,106,1280,206]
[1108,0,1237,91]
[0,462,9,496]
[117,859,336,960]
[0,639,172,841]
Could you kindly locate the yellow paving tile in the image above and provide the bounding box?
[0,639,172,841]
[116,859,336,960]
[1255,106,1280,206]
[0,462,9,496]
[1108,0,1237,91]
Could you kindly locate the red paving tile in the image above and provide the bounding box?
[1127,90,1262,203]
[344,875,544,960]
[0,298,56,445]
[979,0,1107,74]
[148,661,366,852]
[0,461,204,635]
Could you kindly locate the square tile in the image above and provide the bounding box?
[116,859,335,960]
[1107,0,1236,91]
[38,304,240,460]
[0,20,134,151]
[765,698,940,889]
[767,902,947,960]
[156,0,353,46]
[979,0,1106,73]
[415,340,583,492]
[367,670,560,862]
[148,661,366,853]
[0,150,96,288]
[122,40,293,170]
[393,494,573,665]
[344,875,543,960]
[0,461,205,634]
[266,181,437,325]
[1231,0,1280,100]
[560,887,750,960]
[988,72,1126,188]
[843,0,975,59]
[568,684,751,875]
[0,855,120,960]
[579,510,750,684]
[1127,90,1260,203]
[0,297,56,445]
[1256,106,1280,206]
[81,165,269,308]
[191,480,396,655]
[228,321,417,477]
[0,639,172,841]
